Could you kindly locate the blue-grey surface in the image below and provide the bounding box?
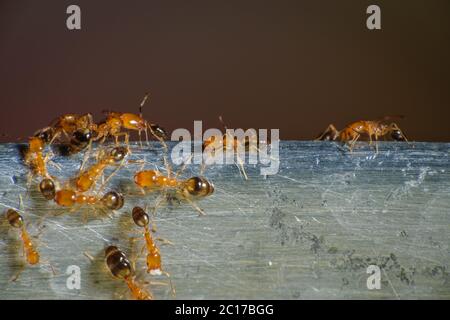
[0,141,449,299]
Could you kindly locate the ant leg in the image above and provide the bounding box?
[84,251,95,262]
[174,154,193,179]
[156,237,174,246]
[138,130,143,148]
[184,197,206,216]
[373,134,379,153]
[144,126,150,146]
[152,193,167,216]
[10,264,25,282]
[235,154,248,180]
[98,158,126,194]
[148,126,172,176]
[347,134,360,152]
[162,271,176,297]
[79,139,93,174]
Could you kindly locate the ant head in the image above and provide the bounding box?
[110,146,128,162]
[391,129,406,141]
[73,128,92,143]
[150,124,167,139]
[39,178,56,200]
[6,209,24,228]
[184,177,215,197]
[102,191,124,210]
[105,246,133,279]
[132,206,149,227]
[34,127,55,144]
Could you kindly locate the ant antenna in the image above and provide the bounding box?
[218,115,228,130]
[140,92,150,118]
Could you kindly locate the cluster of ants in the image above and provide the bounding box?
[4,95,409,300]
[6,94,217,300]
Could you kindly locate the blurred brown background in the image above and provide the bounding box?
[0,0,449,142]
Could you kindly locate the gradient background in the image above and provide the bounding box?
[1,0,449,142]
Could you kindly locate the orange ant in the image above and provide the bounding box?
[53,188,124,211]
[132,206,171,275]
[94,93,167,146]
[24,136,52,180]
[134,169,214,216]
[39,177,124,220]
[5,208,40,266]
[202,116,261,180]
[316,116,408,152]
[75,146,128,192]
[105,245,153,300]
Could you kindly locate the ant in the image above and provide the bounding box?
[75,146,128,192]
[105,245,153,300]
[132,206,171,276]
[24,136,53,180]
[53,189,124,211]
[34,113,95,146]
[94,93,167,147]
[316,116,408,152]
[202,116,261,180]
[39,178,124,220]
[5,208,40,266]
[134,168,214,216]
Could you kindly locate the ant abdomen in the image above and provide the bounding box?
[6,209,24,228]
[39,178,56,200]
[183,177,214,198]
[132,206,149,227]
[105,246,133,279]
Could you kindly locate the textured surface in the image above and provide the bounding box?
[0,141,449,299]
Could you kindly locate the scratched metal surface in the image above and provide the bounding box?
[0,141,449,300]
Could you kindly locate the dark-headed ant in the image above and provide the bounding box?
[134,170,214,216]
[94,93,167,146]
[105,245,153,300]
[5,209,40,266]
[316,116,408,152]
